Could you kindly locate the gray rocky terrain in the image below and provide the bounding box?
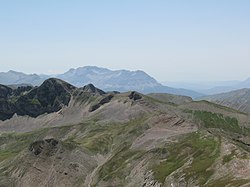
[0,78,249,187]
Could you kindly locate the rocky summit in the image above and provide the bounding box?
[0,78,249,187]
[0,78,76,120]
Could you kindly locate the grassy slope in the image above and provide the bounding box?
[152,132,220,185]
[0,97,249,186]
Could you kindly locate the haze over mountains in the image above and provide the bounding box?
[163,79,250,95]
[0,66,202,98]
[0,70,45,86]
[2,66,250,99]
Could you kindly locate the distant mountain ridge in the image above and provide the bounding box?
[0,66,203,98]
[0,70,45,86]
[57,66,160,91]
[164,78,250,95]
[198,88,250,114]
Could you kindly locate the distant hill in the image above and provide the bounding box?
[237,78,250,88]
[0,66,203,98]
[198,88,250,114]
[164,78,250,95]
[199,79,250,95]
[0,70,46,86]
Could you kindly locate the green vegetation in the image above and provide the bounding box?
[81,131,114,154]
[74,92,98,104]
[193,100,245,114]
[98,145,143,182]
[222,150,236,164]
[193,111,250,134]
[184,134,220,185]
[145,95,177,106]
[76,117,149,154]
[0,103,248,186]
[0,130,47,163]
[152,132,220,185]
[30,98,41,105]
[76,117,150,184]
[9,96,19,104]
[152,150,186,183]
[0,116,149,164]
[0,151,16,162]
[205,177,250,187]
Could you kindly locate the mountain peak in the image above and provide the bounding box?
[8,70,18,73]
[73,66,111,73]
[82,83,106,95]
[7,78,77,118]
[41,78,76,93]
[0,79,108,121]
[0,67,203,98]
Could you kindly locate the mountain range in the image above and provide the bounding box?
[199,88,250,114]
[0,66,203,98]
[0,78,249,186]
[163,79,250,95]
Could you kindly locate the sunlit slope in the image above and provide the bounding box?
[0,79,249,187]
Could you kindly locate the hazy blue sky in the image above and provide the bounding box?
[0,0,250,82]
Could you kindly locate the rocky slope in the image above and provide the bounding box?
[0,78,249,187]
[0,78,77,121]
[199,88,250,114]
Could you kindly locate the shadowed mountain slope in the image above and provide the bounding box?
[0,78,76,120]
